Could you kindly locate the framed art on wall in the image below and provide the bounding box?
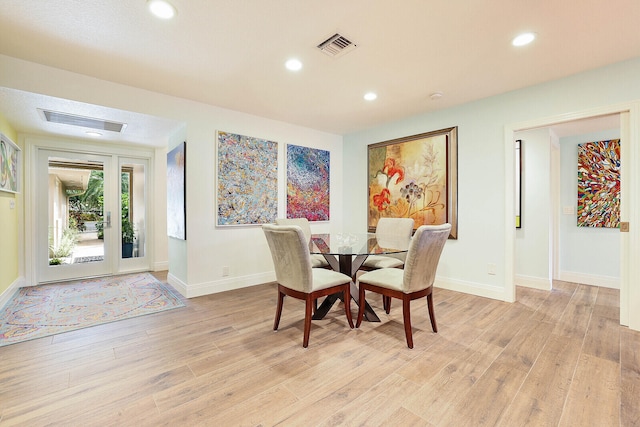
[577,139,620,228]
[167,141,186,240]
[367,127,458,239]
[286,144,330,221]
[515,139,522,228]
[0,132,20,193]
[216,131,278,226]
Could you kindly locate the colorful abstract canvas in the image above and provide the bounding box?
[167,141,186,239]
[286,144,330,221]
[217,131,278,225]
[0,133,20,193]
[577,139,620,228]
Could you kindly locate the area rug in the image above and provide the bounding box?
[0,272,185,347]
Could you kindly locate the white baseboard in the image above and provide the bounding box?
[0,276,25,309]
[515,274,552,290]
[153,261,169,272]
[434,276,507,301]
[167,271,276,298]
[558,271,619,289]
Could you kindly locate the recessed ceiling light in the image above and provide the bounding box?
[86,131,102,137]
[285,59,303,71]
[512,32,536,47]
[364,92,377,101]
[430,91,444,101]
[147,0,176,20]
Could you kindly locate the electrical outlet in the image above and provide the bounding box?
[488,263,497,275]
[222,266,230,277]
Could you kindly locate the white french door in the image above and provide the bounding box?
[37,150,114,282]
[35,148,150,283]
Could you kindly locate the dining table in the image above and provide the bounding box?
[309,232,411,322]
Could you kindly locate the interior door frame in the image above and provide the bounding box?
[504,101,640,331]
[24,135,155,285]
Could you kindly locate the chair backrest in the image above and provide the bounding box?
[375,217,414,239]
[402,223,451,293]
[275,218,312,243]
[376,217,414,260]
[262,224,313,292]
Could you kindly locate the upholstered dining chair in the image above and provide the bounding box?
[356,223,451,348]
[359,217,414,312]
[262,224,354,348]
[275,218,330,269]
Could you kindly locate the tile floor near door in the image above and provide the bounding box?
[0,274,638,426]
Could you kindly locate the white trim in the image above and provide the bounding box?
[168,271,276,298]
[558,271,619,289]
[153,261,169,271]
[435,276,507,301]
[505,100,639,331]
[0,276,25,309]
[515,274,552,290]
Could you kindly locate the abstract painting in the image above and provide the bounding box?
[367,127,458,239]
[217,131,278,226]
[577,139,620,228]
[0,133,20,193]
[167,141,186,240]
[286,144,330,221]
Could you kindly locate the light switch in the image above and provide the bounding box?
[562,206,574,215]
[9,200,15,209]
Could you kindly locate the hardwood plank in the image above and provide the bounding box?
[559,353,620,426]
[497,333,583,426]
[582,314,620,362]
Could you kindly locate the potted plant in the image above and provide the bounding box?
[121,218,135,258]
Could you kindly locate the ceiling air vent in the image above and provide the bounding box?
[38,109,127,133]
[317,33,357,58]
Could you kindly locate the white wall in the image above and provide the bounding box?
[0,54,343,297]
[343,57,640,302]
[559,129,620,288]
[514,128,553,290]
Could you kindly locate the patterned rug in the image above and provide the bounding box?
[0,273,185,347]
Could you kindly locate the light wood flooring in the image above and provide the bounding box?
[1,272,639,426]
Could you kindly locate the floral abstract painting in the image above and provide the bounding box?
[217,131,278,226]
[286,145,330,221]
[577,139,620,228]
[167,141,186,239]
[368,127,457,238]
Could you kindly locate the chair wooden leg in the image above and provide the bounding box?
[343,285,354,328]
[427,292,438,333]
[303,295,313,348]
[383,296,391,314]
[356,284,367,328]
[402,296,413,349]
[274,288,285,331]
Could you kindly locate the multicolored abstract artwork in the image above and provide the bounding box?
[217,131,278,225]
[167,141,186,239]
[286,145,330,221]
[0,133,20,193]
[577,139,620,228]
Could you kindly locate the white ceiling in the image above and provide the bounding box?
[0,0,638,143]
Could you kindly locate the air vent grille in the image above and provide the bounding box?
[317,33,357,58]
[39,109,126,133]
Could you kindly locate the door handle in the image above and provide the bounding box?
[105,211,111,229]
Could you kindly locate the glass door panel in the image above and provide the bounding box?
[38,150,113,282]
[119,158,148,266]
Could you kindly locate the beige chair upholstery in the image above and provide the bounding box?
[361,217,414,270]
[356,223,451,348]
[275,218,330,269]
[262,224,354,348]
